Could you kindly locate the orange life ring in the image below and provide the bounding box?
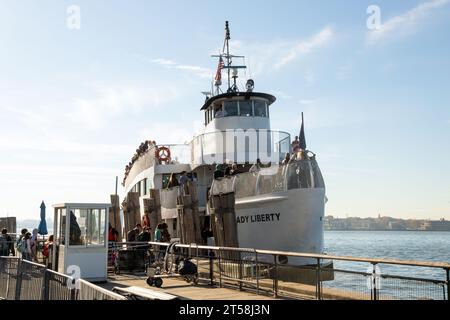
[155,146,171,163]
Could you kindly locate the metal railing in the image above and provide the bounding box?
[0,257,125,300]
[111,241,450,300]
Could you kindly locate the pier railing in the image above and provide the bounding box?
[109,241,450,300]
[0,257,125,300]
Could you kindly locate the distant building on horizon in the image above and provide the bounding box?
[0,217,17,234]
[325,215,450,231]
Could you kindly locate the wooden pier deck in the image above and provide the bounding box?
[100,273,371,300]
[100,274,290,300]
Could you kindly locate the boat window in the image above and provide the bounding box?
[214,103,225,118]
[286,161,313,190]
[224,101,238,117]
[254,100,267,117]
[205,111,208,125]
[239,100,253,117]
[143,179,147,195]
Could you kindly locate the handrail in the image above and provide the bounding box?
[137,241,450,270]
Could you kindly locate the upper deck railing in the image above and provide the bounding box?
[210,158,325,199]
[124,129,291,189]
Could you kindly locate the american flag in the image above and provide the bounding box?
[215,56,225,82]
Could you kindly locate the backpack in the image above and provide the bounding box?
[0,234,8,252]
[16,237,25,253]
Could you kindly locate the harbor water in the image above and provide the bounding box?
[323,231,450,299]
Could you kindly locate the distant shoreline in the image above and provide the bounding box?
[325,229,450,232]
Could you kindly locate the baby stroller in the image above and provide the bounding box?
[146,241,198,288]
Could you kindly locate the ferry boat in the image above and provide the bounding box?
[122,22,327,266]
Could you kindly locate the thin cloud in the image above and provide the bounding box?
[214,27,334,78]
[274,26,334,70]
[269,90,292,100]
[151,58,177,66]
[299,98,321,105]
[366,0,450,45]
[174,64,213,79]
[151,58,213,79]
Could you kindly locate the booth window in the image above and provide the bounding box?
[99,210,106,245]
[69,209,87,246]
[254,100,267,117]
[87,209,105,246]
[58,208,66,245]
[239,100,253,117]
[68,209,106,247]
[224,101,238,117]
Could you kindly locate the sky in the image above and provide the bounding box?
[0,0,449,220]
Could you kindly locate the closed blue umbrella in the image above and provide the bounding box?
[38,201,48,236]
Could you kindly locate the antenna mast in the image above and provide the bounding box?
[224,21,231,91]
[210,21,248,95]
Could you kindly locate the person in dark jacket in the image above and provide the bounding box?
[160,223,171,243]
[127,224,142,242]
[1,228,15,257]
[137,227,151,242]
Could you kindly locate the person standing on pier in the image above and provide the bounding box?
[179,171,189,194]
[127,224,142,242]
[30,229,39,262]
[22,232,32,261]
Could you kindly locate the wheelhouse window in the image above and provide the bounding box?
[254,100,267,117]
[223,101,238,117]
[214,103,225,118]
[239,100,253,117]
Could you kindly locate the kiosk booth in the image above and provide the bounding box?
[52,203,110,282]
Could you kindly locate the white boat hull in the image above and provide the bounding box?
[235,188,326,265]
